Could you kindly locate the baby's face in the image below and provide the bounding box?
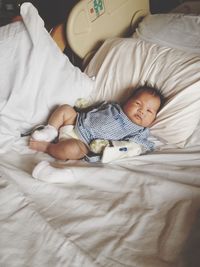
[122,92,161,127]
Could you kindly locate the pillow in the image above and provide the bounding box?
[134,13,200,54]
[85,37,200,148]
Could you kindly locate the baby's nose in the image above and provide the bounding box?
[138,108,144,115]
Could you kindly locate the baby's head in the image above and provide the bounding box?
[123,85,164,127]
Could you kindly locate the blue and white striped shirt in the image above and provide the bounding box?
[75,102,154,151]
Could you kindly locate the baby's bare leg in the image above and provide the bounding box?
[29,139,88,160]
[29,139,50,152]
[48,104,77,129]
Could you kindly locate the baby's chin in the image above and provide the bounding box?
[131,117,145,127]
[131,118,151,128]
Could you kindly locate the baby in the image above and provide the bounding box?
[29,85,164,162]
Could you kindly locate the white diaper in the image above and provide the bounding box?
[58,125,79,140]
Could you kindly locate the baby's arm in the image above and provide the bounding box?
[89,139,146,163]
[101,141,145,163]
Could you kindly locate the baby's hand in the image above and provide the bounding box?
[89,139,110,154]
[74,98,90,109]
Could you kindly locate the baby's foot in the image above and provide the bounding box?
[29,139,50,152]
[31,125,58,142]
[32,160,77,183]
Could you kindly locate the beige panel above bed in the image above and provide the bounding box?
[66,0,149,59]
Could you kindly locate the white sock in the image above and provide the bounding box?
[31,125,58,142]
[32,160,77,183]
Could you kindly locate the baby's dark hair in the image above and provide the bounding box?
[131,84,165,111]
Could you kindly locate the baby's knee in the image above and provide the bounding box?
[58,104,74,114]
[58,104,77,123]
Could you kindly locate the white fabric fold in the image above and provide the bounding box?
[0,3,94,152]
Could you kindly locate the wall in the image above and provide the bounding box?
[29,0,200,28]
[150,0,200,13]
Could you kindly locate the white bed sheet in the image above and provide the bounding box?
[0,146,200,267]
[0,3,200,267]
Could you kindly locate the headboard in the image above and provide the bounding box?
[66,0,150,59]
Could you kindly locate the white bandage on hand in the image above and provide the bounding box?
[101,141,145,163]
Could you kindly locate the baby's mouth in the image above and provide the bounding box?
[135,114,142,120]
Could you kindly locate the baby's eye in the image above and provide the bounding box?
[147,110,153,114]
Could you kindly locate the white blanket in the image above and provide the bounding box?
[0,147,200,267]
[0,3,93,152]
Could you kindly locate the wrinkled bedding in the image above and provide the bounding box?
[0,147,200,267]
[0,3,200,267]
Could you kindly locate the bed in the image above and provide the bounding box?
[0,1,200,267]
